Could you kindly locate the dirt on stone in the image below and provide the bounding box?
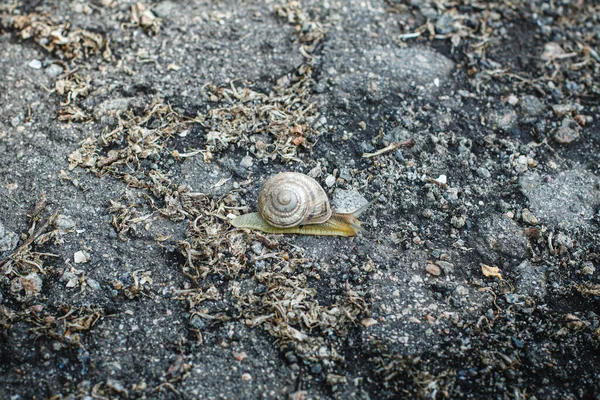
[1,1,599,399]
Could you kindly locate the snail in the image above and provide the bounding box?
[231,172,365,236]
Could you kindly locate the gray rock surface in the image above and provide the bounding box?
[514,260,547,300]
[521,170,599,230]
[331,188,368,214]
[475,214,528,262]
[1,1,599,399]
[325,46,454,103]
[0,220,18,253]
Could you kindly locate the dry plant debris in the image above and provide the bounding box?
[1,11,111,61]
[374,354,456,398]
[235,270,368,361]
[124,2,161,36]
[66,90,371,364]
[390,1,599,97]
[275,1,327,59]
[202,70,319,163]
[56,0,370,383]
[0,203,103,350]
[1,207,59,293]
[27,304,103,347]
[68,100,190,176]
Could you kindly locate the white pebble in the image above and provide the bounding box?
[325,175,336,187]
[74,251,89,264]
[239,155,253,168]
[28,59,42,69]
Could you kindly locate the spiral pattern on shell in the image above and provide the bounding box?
[258,172,332,228]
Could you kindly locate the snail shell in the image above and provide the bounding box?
[231,172,366,237]
[258,172,331,228]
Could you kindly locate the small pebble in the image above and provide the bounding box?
[436,261,455,274]
[521,209,538,225]
[87,278,101,290]
[239,155,253,168]
[555,233,573,248]
[554,125,579,144]
[74,251,89,264]
[552,104,574,117]
[55,215,76,230]
[325,175,336,187]
[153,0,176,17]
[541,42,564,61]
[511,337,525,349]
[241,373,252,381]
[394,150,404,162]
[434,175,447,185]
[426,264,441,276]
[251,241,263,255]
[477,167,491,179]
[361,318,377,327]
[507,95,519,105]
[580,261,595,275]
[339,168,352,182]
[311,363,323,374]
[45,64,64,77]
[451,215,466,229]
[189,315,206,330]
[285,352,298,364]
[28,59,42,69]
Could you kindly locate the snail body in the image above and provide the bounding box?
[231,172,363,237]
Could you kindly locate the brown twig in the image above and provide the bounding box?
[362,138,416,158]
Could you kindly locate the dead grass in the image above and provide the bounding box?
[1,11,111,61]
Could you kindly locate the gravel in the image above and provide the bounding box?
[1,1,599,399]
